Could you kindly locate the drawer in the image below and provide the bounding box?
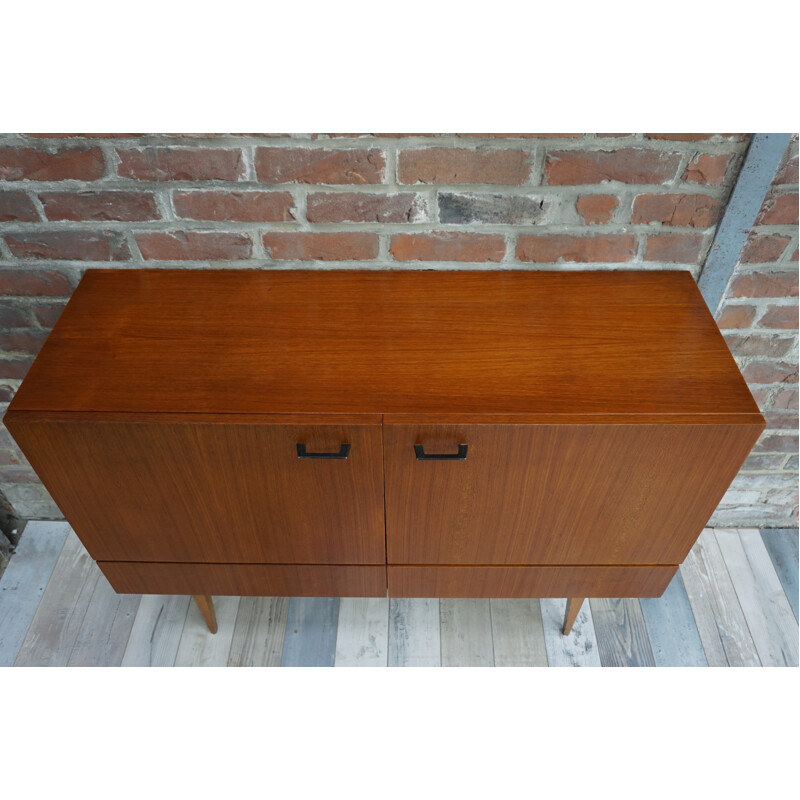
[100,561,387,597]
[388,565,676,598]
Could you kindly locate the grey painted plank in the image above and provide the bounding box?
[122,595,191,667]
[490,599,548,667]
[541,598,601,667]
[681,530,760,667]
[761,529,799,622]
[388,598,441,667]
[0,521,69,667]
[67,573,141,666]
[14,531,100,667]
[641,571,708,667]
[334,598,389,667]
[173,596,240,667]
[228,596,289,667]
[440,599,494,667]
[717,529,798,667]
[281,597,340,667]
[589,598,655,667]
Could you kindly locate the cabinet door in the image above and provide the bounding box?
[384,422,761,566]
[8,414,385,565]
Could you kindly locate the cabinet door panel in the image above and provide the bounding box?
[384,422,762,566]
[10,416,385,564]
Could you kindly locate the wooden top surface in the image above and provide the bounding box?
[9,269,760,419]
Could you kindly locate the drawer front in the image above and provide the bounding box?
[384,422,762,566]
[11,416,385,564]
[389,565,676,598]
[101,561,387,597]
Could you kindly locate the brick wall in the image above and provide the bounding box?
[0,131,785,523]
[710,135,799,527]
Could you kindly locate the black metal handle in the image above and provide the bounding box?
[414,443,468,461]
[297,443,351,459]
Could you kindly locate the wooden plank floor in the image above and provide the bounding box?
[1,524,797,667]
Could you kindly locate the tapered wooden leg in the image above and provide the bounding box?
[562,597,584,635]
[193,595,218,634]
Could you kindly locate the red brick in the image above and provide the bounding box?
[30,301,66,328]
[716,304,756,329]
[0,467,39,483]
[764,412,799,430]
[545,149,681,185]
[741,361,798,384]
[748,388,772,409]
[757,304,798,329]
[730,271,798,297]
[5,231,130,261]
[741,453,786,470]
[397,149,529,185]
[2,330,49,356]
[25,133,142,138]
[136,231,252,261]
[682,153,732,186]
[0,386,13,403]
[390,232,505,262]
[0,302,33,328]
[753,434,798,453]
[773,389,799,410]
[40,191,160,221]
[0,447,24,465]
[646,133,746,141]
[723,334,794,358]
[773,153,799,185]
[644,233,705,263]
[596,134,634,138]
[0,192,39,222]
[756,192,799,226]
[173,191,295,222]
[117,148,244,181]
[632,193,721,227]
[576,195,618,224]
[263,232,378,261]
[307,192,425,223]
[457,133,582,138]
[516,234,636,263]
[0,358,33,379]
[0,269,72,296]
[0,147,105,181]
[255,148,385,184]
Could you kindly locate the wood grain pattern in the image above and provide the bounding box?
[281,597,340,667]
[227,597,289,667]
[589,598,656,667]
[440,599,494,667]
[99,562,386,597]
[388,599,441,667]
[760,529,799,622]
[387,565,676,598]
[193,595,217,634]
[334,598,389,666]
[680,530,760,667]
[173,595,239,667]
[121,595,191,667]
[7,417,384,565]
[385,422,762,566]
[489,599,548,667]
[716,529,798,667]
[640,571,708,667]
[9,269,759,417]
[0,522,69,667]
[541,598,601,667]
[562,597,584,635]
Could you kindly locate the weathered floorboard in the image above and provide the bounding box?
[122,594,191,667]
[760,529,799,622]
[640,571,708,667]
[334,598,389,667]
[388,598,441,667]
[440,599,494,667]
[173,595,240,667]
[281,597,340,667]
[14,531,100,667]
[67,573,140,666]
[681,530,760,667]
[228,596,289,667]
[0,521,69,667]
[717,529,798,667]
[589,597,655,667]
[541,598,601,667]
[490,599,548,667]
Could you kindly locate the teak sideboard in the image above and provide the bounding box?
[4,269,764,635]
